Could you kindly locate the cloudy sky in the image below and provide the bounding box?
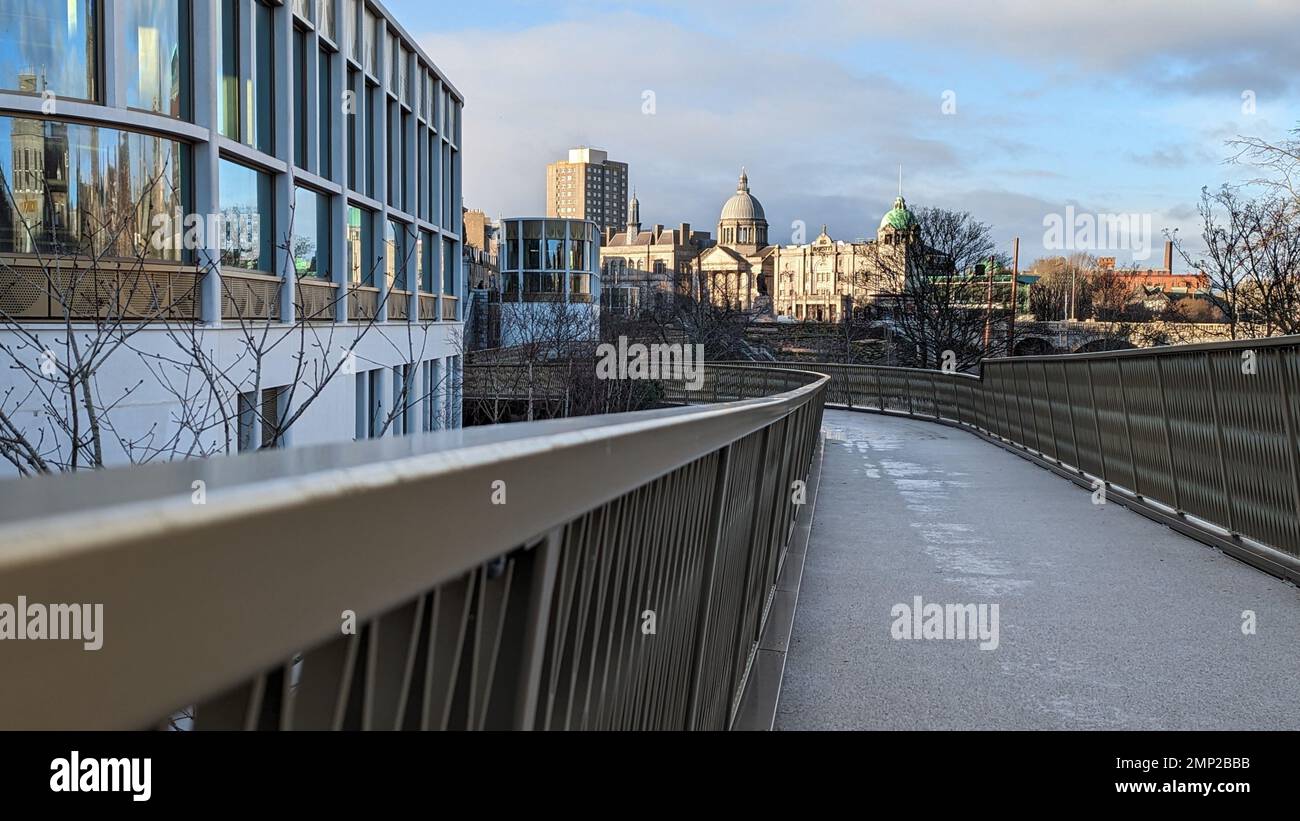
[391,0,1300,264]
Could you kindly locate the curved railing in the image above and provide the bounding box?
[0,365,825,730]
[732,338,1300,584]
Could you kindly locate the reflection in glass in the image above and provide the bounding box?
[218,159,273,272]
[418,230,432,292]
[252,0,274,152]
[570,273,591,303]
[217,0,239,138]
[293,187,329,278]
[293,28,308,167]
[443,238,456,295]
[523,220,541,269]
[504,220,519,272]
[347,205,374,285]
[318,0,335,41]
[0,1,98,102]
[318,50,332,179]
[385,219,407,290]
[0,116,184,260]
[569,221,587,270]
[545,220,564,270]
[121,0,190,117]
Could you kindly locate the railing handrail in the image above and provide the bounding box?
[742,346,1300,585]
[0,365,826,730]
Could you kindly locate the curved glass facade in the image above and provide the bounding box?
[0,1,99,103]
[0,116,185,259]
[0,0,463,325]
[499,218,599,304]
[121,0,191,117]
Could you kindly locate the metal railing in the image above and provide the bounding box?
[736,337,1300,583]
[0,364,826,730]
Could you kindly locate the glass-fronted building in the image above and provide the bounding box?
[498,217,601,345]
[0,1,467,468]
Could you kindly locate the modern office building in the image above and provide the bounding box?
[545,147,628,235]
[0,0,466,475]
[498,216,601,346]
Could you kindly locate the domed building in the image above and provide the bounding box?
[717,168,768,248]
[697,168,778,312]
[878,194,920,244]
[767,190,924,322]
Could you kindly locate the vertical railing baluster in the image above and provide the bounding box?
[1205,351,1236,535]
[1116,358,1139,497]
[1154,354,1182,514]
[686,443,732,730]
[1086,360,1106,482]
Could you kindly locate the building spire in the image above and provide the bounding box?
[738,166,749,193]
[627,188,641,235]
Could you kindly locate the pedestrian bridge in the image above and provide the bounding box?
[1,340,1298,730]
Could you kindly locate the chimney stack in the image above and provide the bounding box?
[1164,240,1173,275]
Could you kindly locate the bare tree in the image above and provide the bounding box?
[0,165,444,474]
[858,206,1014,371]
[1228,124,1300,206]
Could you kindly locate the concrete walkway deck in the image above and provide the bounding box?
[776,410,1300,730]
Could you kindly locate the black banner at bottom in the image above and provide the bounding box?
[1,730,1290,808]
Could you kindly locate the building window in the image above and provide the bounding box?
[569,222,588,270]
[523,220,542,269]
[400,112,410,212]
[318,50,332,179]
[0,117,186,260]
[347,205,373,285]
[0,1,98,102]
[319,0,335,40]
[443,238,457,296]
[385,219,407,291]
[387,101,399,206]
[545,220,564,269]
[293,27,308,167]
[504,220,519,272]
[217,0,239,139]
[218,159,274,273]
[362,10,377,75]
[293,187,330,278]
[419,230,433,292]
[251,0,275,152]
[346,70,359,188]
[219,1,274,150]
[365,85,376,196]
[346,0,359,62]
[120,0,191,118]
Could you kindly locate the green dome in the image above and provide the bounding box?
[879,196,916,231]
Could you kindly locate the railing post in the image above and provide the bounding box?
[876,368,884,411]
[513,527,563,730]
[1276,348,1300,552]
[1154,355,1183,514]
[1063,362,1082,473]
[686,443,732,730]
[1086,360,1106,482]
[1205,351,1237,535]
[1041,360,1058,459]
[726,427,771,727]
[1116,358,1140,497]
